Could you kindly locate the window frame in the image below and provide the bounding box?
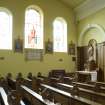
[0,7,13,50]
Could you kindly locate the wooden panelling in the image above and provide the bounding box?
[77,46,88,71]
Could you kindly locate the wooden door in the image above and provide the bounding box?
[77,46,88,71]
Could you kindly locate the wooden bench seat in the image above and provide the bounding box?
[0,87,25,105]
[41,83,101,105]
[73,82,105,93]
[57,83,105,105]
[0,87,9,105]
[88,81,105,87]
[21,85,60,105]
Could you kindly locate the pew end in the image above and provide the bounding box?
[8,90,22,105]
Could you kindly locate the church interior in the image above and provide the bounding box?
[0,0,105,105]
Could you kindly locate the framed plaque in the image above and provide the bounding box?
[25,49,43,61]
[68,41,75,55]
[45,39,53,54]
[14,37,23,53]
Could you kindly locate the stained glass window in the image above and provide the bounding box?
[25,6,43,49]
[53,17,67,52]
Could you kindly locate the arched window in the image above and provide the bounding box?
[25,6,43,49]
[53,17,67,52]
[0,8,12,50]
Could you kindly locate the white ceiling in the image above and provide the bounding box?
[58,0,87,9]
[57,0,105,21]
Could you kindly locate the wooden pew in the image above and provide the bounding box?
[7,76,37,105]
[6,73,18,90]
[57,83,105,105]
[6,73,39,92]
[48,75,74,86]
[20,100,26,105]
[6,75,37,92]
[18,79,65,102]
[72,82,105,93]
[1,75,28,105]
[12,76,39,104]
[75,71,97,82]
[37,72,47,79]
[6,78,16,90]
[0,93,4,105]
[36,74,104,104]
[24,76,42,93]
[41,83,101,105]
[21,85,60,105]
[0,87,25,105]
[27,72,33,80]
[6,74,32,91]
[63,76,73,84]
[0,73,57,105]
[49,77,61,87]
[25,76,51,94]
[0,87,9,105]
[88,81,105,87]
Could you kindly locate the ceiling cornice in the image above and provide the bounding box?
[56,0,73,10]
[74,0,105,21]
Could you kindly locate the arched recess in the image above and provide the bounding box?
[0,7,12,15]
[78,24,105,46]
